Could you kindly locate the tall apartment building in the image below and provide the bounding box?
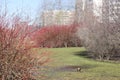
[75,0,94,24]
[75,0,84,24]
[41,10,75,26]
[75,0,120,23]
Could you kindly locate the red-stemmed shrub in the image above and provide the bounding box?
[0,15,49,80]
[32,24,81,48]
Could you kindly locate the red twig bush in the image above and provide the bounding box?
[32,24,81,48]
[0,15,49,80]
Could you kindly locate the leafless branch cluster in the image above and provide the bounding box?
[76,0,120,60]
[0,14,49,80]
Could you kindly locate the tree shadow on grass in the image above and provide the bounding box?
[73,51,94,59]
[74,51,120,64]
[74,51,120,62]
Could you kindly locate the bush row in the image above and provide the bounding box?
[32,24,81,48]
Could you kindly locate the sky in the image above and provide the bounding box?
[0,0,75,20]
[0,0,102,21]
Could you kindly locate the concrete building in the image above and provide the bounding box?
[36,0,120,26]
[41,10,75,26]
[75,0,120,23]
[75,0,94,24]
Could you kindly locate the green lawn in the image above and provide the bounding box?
[39,47,120,80]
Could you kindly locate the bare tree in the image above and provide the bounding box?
[77,0,120,60]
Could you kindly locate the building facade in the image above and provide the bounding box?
[41,10,75,26]
[75,0,94,24]
[75,0,120,23]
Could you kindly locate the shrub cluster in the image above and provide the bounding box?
[0,15,49,80]
[32,24,81,48]
[77,15,120,61]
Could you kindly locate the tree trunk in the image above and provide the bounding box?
[99,55,104,61]
[64,42,68,48]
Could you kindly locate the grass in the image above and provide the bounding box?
[39,47,120,80]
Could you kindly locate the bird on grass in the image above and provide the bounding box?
[77,67,81,72]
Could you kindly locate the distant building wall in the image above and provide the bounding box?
[75,0,120,23]
[75,0,94,24]
[41,10,75,26]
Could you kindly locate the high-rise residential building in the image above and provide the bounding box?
[36,0,120,26]
[85,0,94,11]
[75,0,94,24]
[75,0,84,24]
[75,0,120,23]
[41,10,75,26]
